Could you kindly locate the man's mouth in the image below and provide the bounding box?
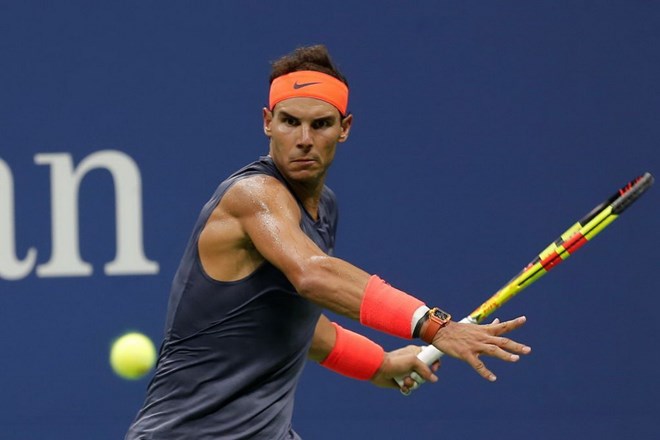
[292,158,317,164]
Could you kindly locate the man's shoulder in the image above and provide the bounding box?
[221,173,296,216]
[219,156,287,201]
[225,156,278,182]
[228,173,286,195]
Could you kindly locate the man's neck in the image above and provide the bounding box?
[287,178,324,221]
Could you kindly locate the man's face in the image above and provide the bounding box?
[263,97,352,186]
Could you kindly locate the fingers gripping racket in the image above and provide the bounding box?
[398,172,654,393]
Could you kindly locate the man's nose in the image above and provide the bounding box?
[297,124,313,148]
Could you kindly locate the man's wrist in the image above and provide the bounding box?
[360,275,426,339]
[411,305,430,338]
[320,322,385,380]
[415,307,452,344]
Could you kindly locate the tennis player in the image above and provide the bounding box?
[125,45,531,440]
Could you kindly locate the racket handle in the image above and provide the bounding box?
[417,345,444,364]
[395,346,444,395]
[396,317,474,395]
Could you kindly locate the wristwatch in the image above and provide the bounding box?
[420,307,452,344]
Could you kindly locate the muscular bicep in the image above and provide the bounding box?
[222,175,326,286]
[222,175,370,318]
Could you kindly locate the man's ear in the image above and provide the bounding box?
[338,113,353,143]
[263,107,273,137]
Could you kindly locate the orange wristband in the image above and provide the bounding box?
[360,275,426,339]
[320,323,385,380]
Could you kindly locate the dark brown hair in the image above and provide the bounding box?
[269,45,348,86]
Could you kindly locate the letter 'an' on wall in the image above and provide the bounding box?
[25,150,159,278]
[0,151,160,281]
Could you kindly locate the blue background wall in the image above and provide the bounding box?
[1,1,659,439]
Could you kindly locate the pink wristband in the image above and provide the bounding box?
[360,275,426,339]
[320,322,385,380]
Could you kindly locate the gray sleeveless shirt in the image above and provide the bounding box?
[126,156,338,439]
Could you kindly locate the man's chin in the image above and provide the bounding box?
[287,168,324,185]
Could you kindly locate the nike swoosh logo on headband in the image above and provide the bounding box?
[293,81,321,89]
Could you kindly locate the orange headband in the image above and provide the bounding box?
[269,70,349,115]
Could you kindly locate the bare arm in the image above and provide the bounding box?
[215,174,530,381]
[310,315,439,393]
[221,175,370,317]
[308,314,337,362]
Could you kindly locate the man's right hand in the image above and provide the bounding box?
[430,316,531,382]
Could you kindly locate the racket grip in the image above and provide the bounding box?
[396,317,474,395]
[394,346,444,395]
[418,345,444,364]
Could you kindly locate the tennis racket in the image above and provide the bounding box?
[398,172,654,393]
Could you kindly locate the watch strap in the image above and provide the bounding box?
[420,307,451,344]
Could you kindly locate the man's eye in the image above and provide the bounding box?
[284,117,298,126]
[312,120,330,129]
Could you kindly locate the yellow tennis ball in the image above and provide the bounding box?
[110,332,157,380]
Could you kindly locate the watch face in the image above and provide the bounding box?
[432,308,451,322]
